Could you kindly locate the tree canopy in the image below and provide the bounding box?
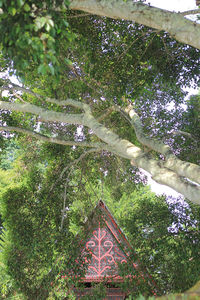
[0,0,200,202]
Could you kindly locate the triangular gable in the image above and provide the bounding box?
[83,220,127,282]
[78,200,157,293]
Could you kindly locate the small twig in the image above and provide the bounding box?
[132,32,157,70]
[48,148,102,195]
[60,180,68,231]
[97,106,115,122]
[162,37,173,62]
[172,130,198,142]
[60,149,101,179]
[12,92,28,104]
[115,30,151,63]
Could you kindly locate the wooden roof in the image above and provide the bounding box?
[75,200,157,294]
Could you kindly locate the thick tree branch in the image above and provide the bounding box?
[0,101,84,125]
[0,97,140,158]
[126,105,200,186]
[131,154,200,205]
[46,97,85,110]
[1,97,200,203]
[69,0,200,50]
[81,106,200,203]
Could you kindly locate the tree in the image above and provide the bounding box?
[106,188,200,294]
[0,136,146,299]
[1,88,199,202]
[0,2,200,298]
[0,1,199,203]
[1,146,200,298]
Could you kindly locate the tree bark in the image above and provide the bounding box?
[70,0,200,50]
[126,106,200,185]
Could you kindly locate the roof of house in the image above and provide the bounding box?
[75,200,158,294]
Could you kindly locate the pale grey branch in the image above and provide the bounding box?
[70,0,200,50]
[0,101,84,125]
[46,97,85,110]
[180,9,200,16]
[1,80,86,110]
[1,82,42,99]
[172,130,197,142]
[126,105,200,186]
[0,126,106,149]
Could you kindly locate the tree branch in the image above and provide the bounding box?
[126,105,200,186]
[180,9,200,16]
[48,148,101,196]
[131,154,200,205]
[1,94,200,203]
[0,126,107,149]
[97,106,116,122]
[46,97,85,110]
[66,13,92,18]
[12,92,28,104]
[70,0,200,50]
[61,149,101,180]
[0,81,43,100]
[172,130,198,142]
[60,180,68,231]
[1,79,86,110]
[0,101,84,125]
[125,104,172,156]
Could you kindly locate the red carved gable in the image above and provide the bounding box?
[71,200,158,296]
[83,221,127,281]
[78,200,140,283]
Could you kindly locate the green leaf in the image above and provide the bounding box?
[45,23,50,32]
[34,17,46,31]
[40,33,49,41]
[38,64,47,75]
[9,7,17,16]
[24,3,30,12]
[64,58,73,66]
[48,19,54,28]
[62,20,69,27]
[64,0,70,6]
[17,0,24,7]
[49,65,55,75]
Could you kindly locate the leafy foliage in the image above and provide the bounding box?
[106,188,200,294]
[0,141,200,298]
[0,0,74,77]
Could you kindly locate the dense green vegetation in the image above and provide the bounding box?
[0,140,200,299]
[0,0,200,299]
